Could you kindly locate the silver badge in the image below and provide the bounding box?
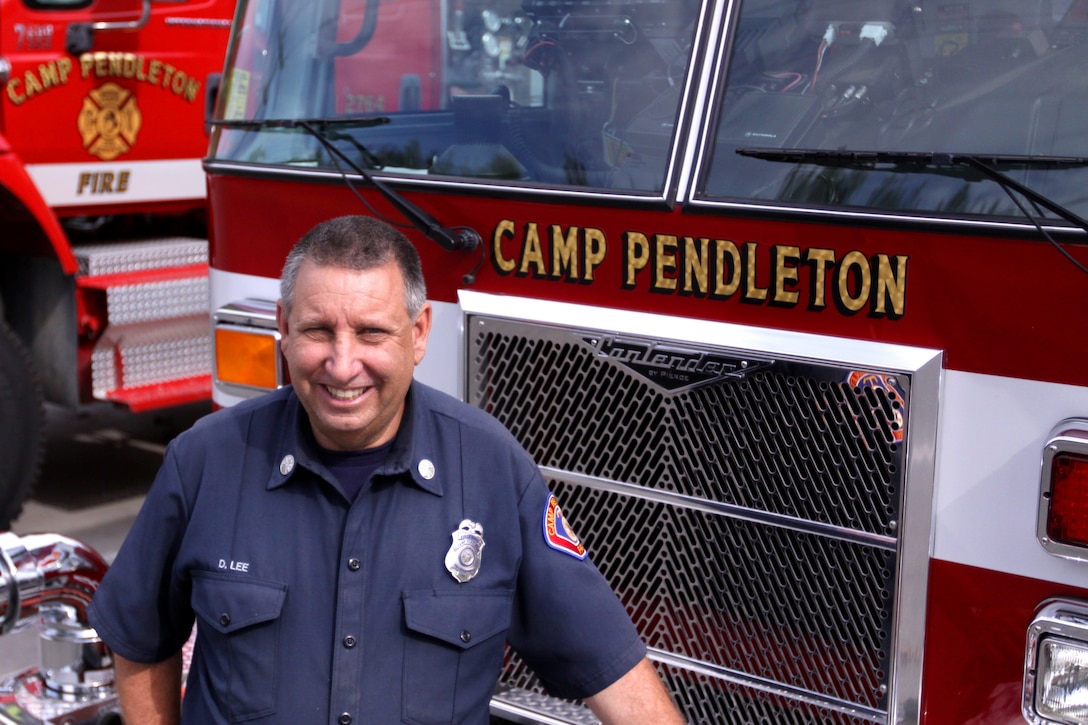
[279,455,295,476]
[444,519,485,583]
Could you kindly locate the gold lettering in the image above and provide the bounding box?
[653,235,678,292]
[491,220,516,274]
[38,62,61,89]
[162,64,176,90]
[519,223,546,276]
[837,251,871,313]
[74,53,197,101]
[9,58,73,103]
[551,225,579,281]
[183,77,201,103]
[805,248,836,309]
[117,170,130,193]
[623,232,650,288]
[77,173,92,194]
[713,239,741,297]
[743,241,767,302]
[773,245,801,305]
[488,221,908,320]
[583,228,605,282]
[6,78,25,105]
[172,70,188,95]
[874,253,908,318]
[681,237,710,295]
[22,70,43,98]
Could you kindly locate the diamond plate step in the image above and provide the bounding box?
[91,315,210,400]
[75,238,210,327]
[73,237,207,276]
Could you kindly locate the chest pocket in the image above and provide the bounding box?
[402,589,513,725]
[192,571,287,722]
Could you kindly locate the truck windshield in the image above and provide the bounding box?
[698,0,1088,221]
[209,0,700,193]
[210,0,1088,221]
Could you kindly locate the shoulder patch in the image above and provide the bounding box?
[542,494,587,559]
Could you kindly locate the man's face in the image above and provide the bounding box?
[277,259,431,451]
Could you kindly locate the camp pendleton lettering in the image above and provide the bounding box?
[491,220,908,318]
[6,52,202,105]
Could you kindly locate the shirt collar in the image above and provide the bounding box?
[268,382,443,497]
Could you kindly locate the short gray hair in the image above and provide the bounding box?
[280,216,427,318]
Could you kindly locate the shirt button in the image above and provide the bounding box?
[460,630,471,643]
[343,634,357,648]
[219,614,231,627]
[347,558,361,571]
[338,713,352,725]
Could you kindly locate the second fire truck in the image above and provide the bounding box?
[0,0,235,527]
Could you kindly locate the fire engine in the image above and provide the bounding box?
[0,0,235,530]
[83,0,1088,720]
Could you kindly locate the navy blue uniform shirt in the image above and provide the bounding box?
[88,382,645,724]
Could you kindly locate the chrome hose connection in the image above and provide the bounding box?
[0,531,114,699]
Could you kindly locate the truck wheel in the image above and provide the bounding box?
[0,320,44,529]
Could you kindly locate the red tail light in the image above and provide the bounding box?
[1039,421,1088,560]
[1048,453,1088,546]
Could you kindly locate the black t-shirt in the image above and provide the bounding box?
[317,440,395,501]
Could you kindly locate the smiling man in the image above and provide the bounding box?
[278,220,431,453]
[88,216,685,725]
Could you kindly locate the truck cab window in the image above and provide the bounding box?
[211,0,700,193]
[699,0,1088,221]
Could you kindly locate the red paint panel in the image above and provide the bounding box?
[208,174,1088,387]
[2,0,234,165]
[920,558,1088,724]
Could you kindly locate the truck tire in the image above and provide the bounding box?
[0,320,44,529]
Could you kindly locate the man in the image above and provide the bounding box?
[88,215,685,724]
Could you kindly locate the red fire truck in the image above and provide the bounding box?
[0,0,235,528]
[201,0,1088,721]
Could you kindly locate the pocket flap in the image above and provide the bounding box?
[192,571,287,634]
[403,590,513,650]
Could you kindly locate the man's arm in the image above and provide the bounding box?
[114,651,183,725]
[584,657,686,725]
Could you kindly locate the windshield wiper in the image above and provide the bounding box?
[737,147,1088,275]
[211,117,481,252]
[736,148,1088,168]
[736,147,1088,230]
[214,117,392,129]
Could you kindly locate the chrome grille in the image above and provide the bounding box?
[469,316,910,724]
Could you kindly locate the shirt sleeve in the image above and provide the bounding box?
[88,439,196,663]
[505,472,647,700]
